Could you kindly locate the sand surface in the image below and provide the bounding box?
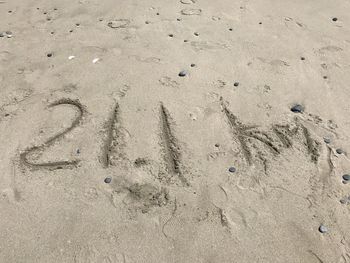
[1,0,350,262]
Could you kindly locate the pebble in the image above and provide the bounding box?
[0,31,12,38]
[332,17,338,22]
[215,143,220,147]
[229,28,233,31]
[178,70,188,77]
[76,149,80,154]
[342,174,350,181]
[194,32,200,36]
[228,167,236,173]
[300,57,305,60]
[234,82,239,87]
[190,63,196,67]
[319,224,328,233]
[104,177,112,184]
[336,148,343,154]
[323,137,331,144]
[290,104,304,113]
[47,53,53,57]
[168,34,174,37]
[68,55,75,60]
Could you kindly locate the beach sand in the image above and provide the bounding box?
[1,0,350,262]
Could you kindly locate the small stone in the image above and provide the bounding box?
[215,143,220,147]
[301,57,305,60]
[156,12,160,15]
[184,39,188,42]
[190,63,196,67]
[178,70,188,77]
[323,76,328,79]
[104,177,112,184]
[76,149,80,154]
[342,174,350,181]
[336,148,343,154]
[194,32,199,36]
[177,18,181,21]
[168,34,174,37]
[323,138,331,144]
[228,167,236,173]
[47,53,53,57]
[0,32,4,37]
[75,23,80,27]
[229,28,233,31]
[332,17,338,22]
[234,82,239,87]
[259,22,262,25]
[145,21,150,24]
[290,104,304,113]
[319,224,328,233]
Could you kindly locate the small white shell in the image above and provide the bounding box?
[68,56,75,60]
[92,58,100,64]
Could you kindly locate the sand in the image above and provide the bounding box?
[1,0,350,262]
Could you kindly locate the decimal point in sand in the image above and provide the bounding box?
[107,19,130,29]
[181,9,202,16]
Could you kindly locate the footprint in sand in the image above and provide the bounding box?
[181,9,202,15]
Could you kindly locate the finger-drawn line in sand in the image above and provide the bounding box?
[101,102,121,168]
[301,124,320,163]
[159,103,188,185]
[221,103,278,165]
[272,124,296,148]
[307,250,324,263]
[162,197,177,239]
[221,100,321,167]
[20,98,85,170]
